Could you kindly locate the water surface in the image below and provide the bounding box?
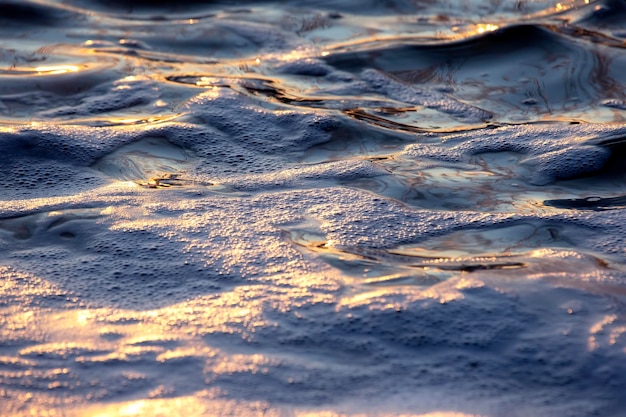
[2,1,626,416]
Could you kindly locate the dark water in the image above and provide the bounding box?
[2,1,626,416]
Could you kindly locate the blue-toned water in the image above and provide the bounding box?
[2,1,626,416]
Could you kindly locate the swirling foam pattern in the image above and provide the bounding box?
[2,1,626,416]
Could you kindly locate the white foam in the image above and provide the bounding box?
[2,88,626,417]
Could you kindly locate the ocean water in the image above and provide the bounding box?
[1,0,626,416]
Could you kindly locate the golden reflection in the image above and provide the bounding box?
[588,314,617,351]
[0,356,37,366]
[2,263,493,417]
[587,314,626,350]
[210,353,273,376]
[14,393,486,417]
[475,24,499,34]
[76,310,92,326]
[279,49,307,61]
[338,279,465,309]
[2,264,507,417]
[34,65,80,75]
[118,400,147,416]
[110,117,141,124]
[35,392,282,417]
[195,76,222,87]
[156,346,217,362]
[609,325,626,346]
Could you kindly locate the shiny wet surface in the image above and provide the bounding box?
[2,1,626,416]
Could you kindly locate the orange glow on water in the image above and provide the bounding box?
[34,65,80,75]
[475,24,499,34]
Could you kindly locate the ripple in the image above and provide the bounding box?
[323,23,626,124]
[93,137,193,187]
